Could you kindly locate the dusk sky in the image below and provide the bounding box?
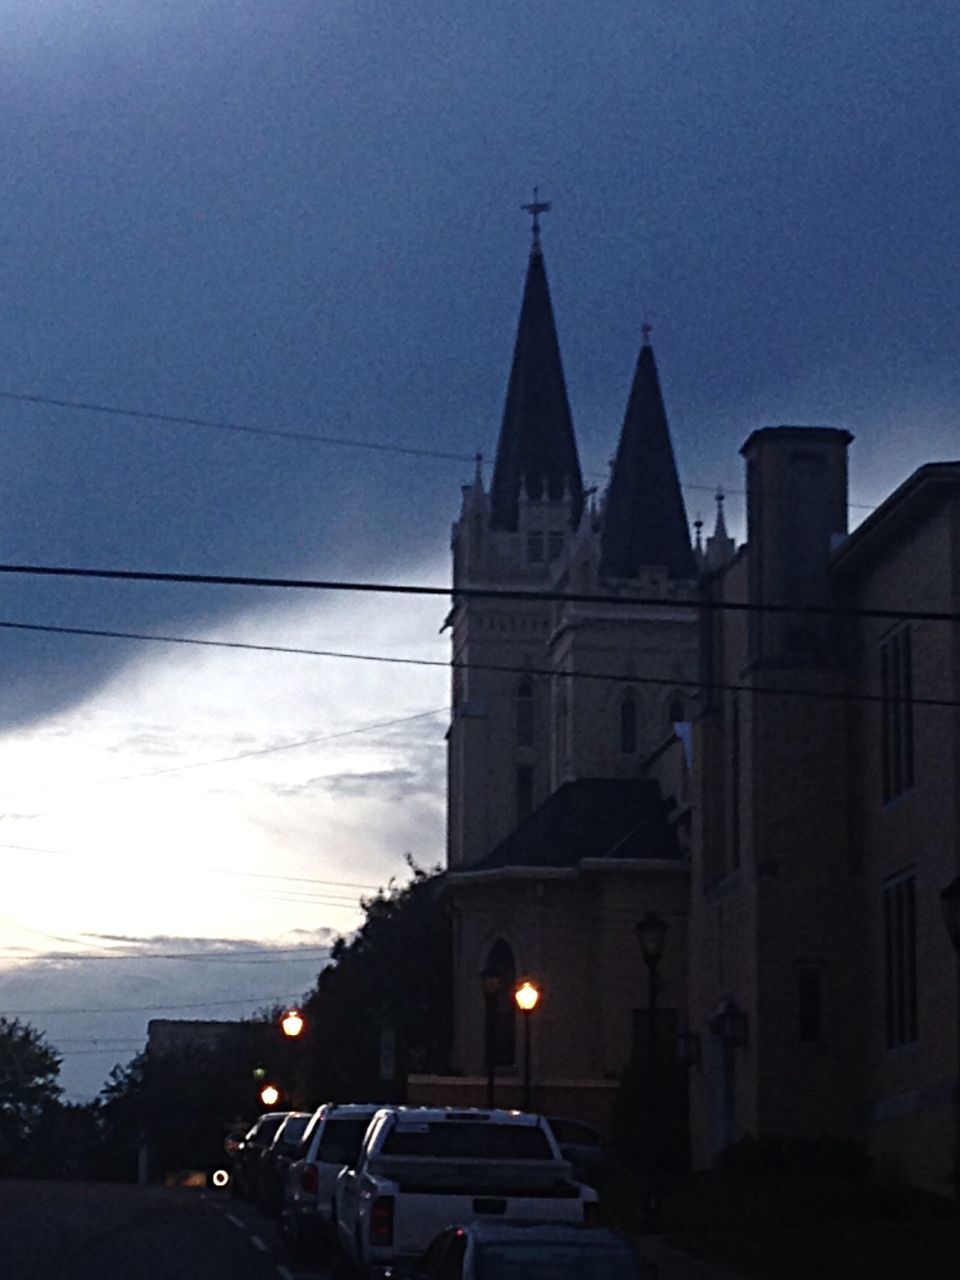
[0,0,957,1099]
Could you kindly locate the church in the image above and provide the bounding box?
[409,211,960,1196]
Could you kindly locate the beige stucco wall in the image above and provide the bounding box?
[841,496,960,1190]
[448,864,689,1089]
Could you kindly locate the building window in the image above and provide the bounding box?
[798,968,821,1043]
[730,693,741,870]
[484,940,517,1068]
[880,627,914,802]
[548,530,564,561]
[526,531,544,563]
[668,693,685,725]
[516,682,533,747]
[620,694,637,754]
[883,872,917,1049]
[516,765,534,821]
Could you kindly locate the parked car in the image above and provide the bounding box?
[256,1111,312,1217]
[418,1222,657,1280]
[231,1112,291,1202]
[335,1107,599,1280]
[281,1102,388,1260]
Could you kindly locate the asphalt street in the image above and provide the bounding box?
[0,1180,326,1280]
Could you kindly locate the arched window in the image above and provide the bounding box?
[483,939,517,1068]
[620,694,637,755]
[516,682,534,748]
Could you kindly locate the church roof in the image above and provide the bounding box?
[471,778,683,871]
[489,244,584,531]
[599,341,696,580]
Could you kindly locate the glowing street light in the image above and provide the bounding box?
[514,979,541,1111]
[514,981,541,1014]
[259,1083,280,1107]
[280,1008,305,1039]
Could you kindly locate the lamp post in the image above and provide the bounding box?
[481,965,501,1109]
[636,912,669,1057]
[635,911,668,1233]
[940,875,960,1202]
[514,980,541,1112]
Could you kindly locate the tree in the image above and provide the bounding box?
[0,1017,62,1175]
[298,863,452,1103]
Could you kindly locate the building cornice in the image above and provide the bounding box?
[831,462,960,576]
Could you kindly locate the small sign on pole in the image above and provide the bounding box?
[379,1028,396,1081]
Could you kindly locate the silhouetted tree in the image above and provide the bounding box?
[0,1016,63,1175]
[298,863,451,1104]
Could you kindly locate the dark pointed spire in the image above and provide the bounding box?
[599,334,696,580]
[489,211,583,532]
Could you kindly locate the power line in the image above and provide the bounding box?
[0,705,444,801]
[0,562,954,625]
[0,947,333,963]
[1,995,307,1017]
[0,614,955,709]
[0,384,875,514]
[0,388,475,466]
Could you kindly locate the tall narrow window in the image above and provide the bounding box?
[730,694,741,870]
[516,682,533,748]
[484,940,517,1067]
[516,766,534,821]
[620,695,637,755]
[883,872,917,1048]
[526,532,544,563]
[547,530,564,561]
[798,968,821,1043]
[880,627,914,802]
[668,694,685,726]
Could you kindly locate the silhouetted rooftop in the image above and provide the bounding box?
[471,777,683,870]
[600,342,695,580]
[489,246,584,531]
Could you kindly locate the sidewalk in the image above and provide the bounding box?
[634,1235,744,1280]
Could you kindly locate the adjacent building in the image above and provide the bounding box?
[409,220,960,1194]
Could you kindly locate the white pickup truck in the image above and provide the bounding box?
[334,1108,599,1280]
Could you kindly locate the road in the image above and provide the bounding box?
[0,1180,326,1280]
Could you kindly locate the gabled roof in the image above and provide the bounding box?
[489,245,584,531]
[468,778,683,871]
[831,461,960,575]
[600,342,695,580]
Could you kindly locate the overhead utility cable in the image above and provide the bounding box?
[0,386,872,512]
[0,616,956,709]
[0,563,954,625]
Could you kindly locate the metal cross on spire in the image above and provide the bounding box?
[521,186,551,252]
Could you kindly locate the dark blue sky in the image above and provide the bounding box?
[0,0,957,722]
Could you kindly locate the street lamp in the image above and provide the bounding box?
[481,965,501,1109]
[259,1083,280,1107]
[514,980,541,1112]
[280,1008,305,1039]
[636,912,669,1053]
[711,997,749,1050]
[940,875,960,1200]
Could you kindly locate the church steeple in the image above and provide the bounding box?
[599,331,695,580]
[489,204,584,532]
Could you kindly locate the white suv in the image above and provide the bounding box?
[281,1102,389,1260]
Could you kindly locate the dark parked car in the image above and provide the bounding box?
[418,1223,657,1280]
[256,1111,312,1217]
[231,1112,290,1202]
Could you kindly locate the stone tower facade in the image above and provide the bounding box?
[447,227,701,871]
